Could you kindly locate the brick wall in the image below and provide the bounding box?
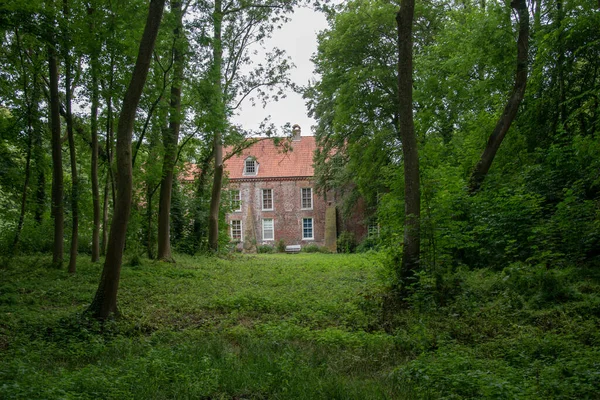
[227,178,327,247]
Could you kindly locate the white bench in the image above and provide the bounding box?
[285,245,301,253]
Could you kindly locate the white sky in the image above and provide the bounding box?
[230,6,330,137]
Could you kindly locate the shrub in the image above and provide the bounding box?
[277,239,286,253]
[337,231,356,253]
[257,244,274,254]
[356,236,379,253]
[303,244,320,253]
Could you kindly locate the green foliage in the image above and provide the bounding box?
[257,244,274,254]
[277,239,286,253]
[1,254,599,398]
[337,231,356,254]
[302,244,329,253]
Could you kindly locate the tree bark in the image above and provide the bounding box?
[396,0,420,283]
[47,3,64,269]
[146,182,157,259]
[63,0,78,274]
[12,30,38,252]
[157,0,185,262]
[88,0,166,319]
[468,0,529,193]
[101,54,116,257]
[89,4,101,263]
[192,150,212,252]
[208,0,225,252]
[101,172,109,255]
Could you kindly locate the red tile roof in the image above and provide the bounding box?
[224,136,316,180]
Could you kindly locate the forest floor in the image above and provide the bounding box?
[1,253,599,399]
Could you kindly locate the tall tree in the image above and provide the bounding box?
[396,0,420,282]
[46,0,64,269]
[202,0,296,251]
[62,0,79,273]
[207,0,225,252]
[11,29,41,252]
[88,0,166,319]
[468,0,529,193]
[87,2,101,262]
[157,0,186,262]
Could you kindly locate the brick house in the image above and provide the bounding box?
[224,125,366,251]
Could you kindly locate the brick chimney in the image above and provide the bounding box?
[292,124,301,141]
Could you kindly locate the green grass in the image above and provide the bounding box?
[1,253,599,399]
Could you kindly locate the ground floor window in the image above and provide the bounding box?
[262,218,274,241]
[230,220,242,240]
[302,218,313,240]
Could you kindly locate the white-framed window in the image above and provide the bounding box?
[301,187,313,210]
[244,158,257,175]
[230,220,242,241]
[302,218,314,240]
[231,189,242,212]
[262,188,273,210]
[368,221,380,238]
[262,218,274,241]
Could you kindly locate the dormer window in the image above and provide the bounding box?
[244,157,257,176]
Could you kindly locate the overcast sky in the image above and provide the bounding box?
[230,6,330,137]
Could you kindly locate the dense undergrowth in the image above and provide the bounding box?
[1,253,599,399]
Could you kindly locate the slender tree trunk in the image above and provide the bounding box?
[47,4,64,268]
[63,0,78,274]
[101,172,109,255]
[468,0,529,193]
[12,30,38,252]
[101,57,115,257]
[193,151,212,252]
[13,121,33,253]
[208,0,225,252]
[88,0,166,320]
[396,0,420,283]
[146,183,156,259]
[157,0,185,262]
[34,168,45,225]
[89,5,101,262]
[556,0,566,127]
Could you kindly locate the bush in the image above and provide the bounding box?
[303,244,320,253]
[257,244,274,254]
[277,239,286,253]
[356,236,379,253]
[337,231,356,254]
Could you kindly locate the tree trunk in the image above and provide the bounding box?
[396,0,420,284]
[468,0,529,193]
[48,5,64,268]
[101,172,109,255]
[13,119,33,253]
[146,183,156,259]
[208,0,225,252]
[101,56,115,257]
[157,0,184,262]
[12,30,38,252]
[89,4,101,263]
[63,0,78,274]
[192,151,212,252]
[88,0,166,320]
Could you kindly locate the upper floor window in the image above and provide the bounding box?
[262,188,273,210]
[301,188,313,210]
[244,158,257,175]
[231,190,242,212]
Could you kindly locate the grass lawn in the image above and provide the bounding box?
[1,253,599,399]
